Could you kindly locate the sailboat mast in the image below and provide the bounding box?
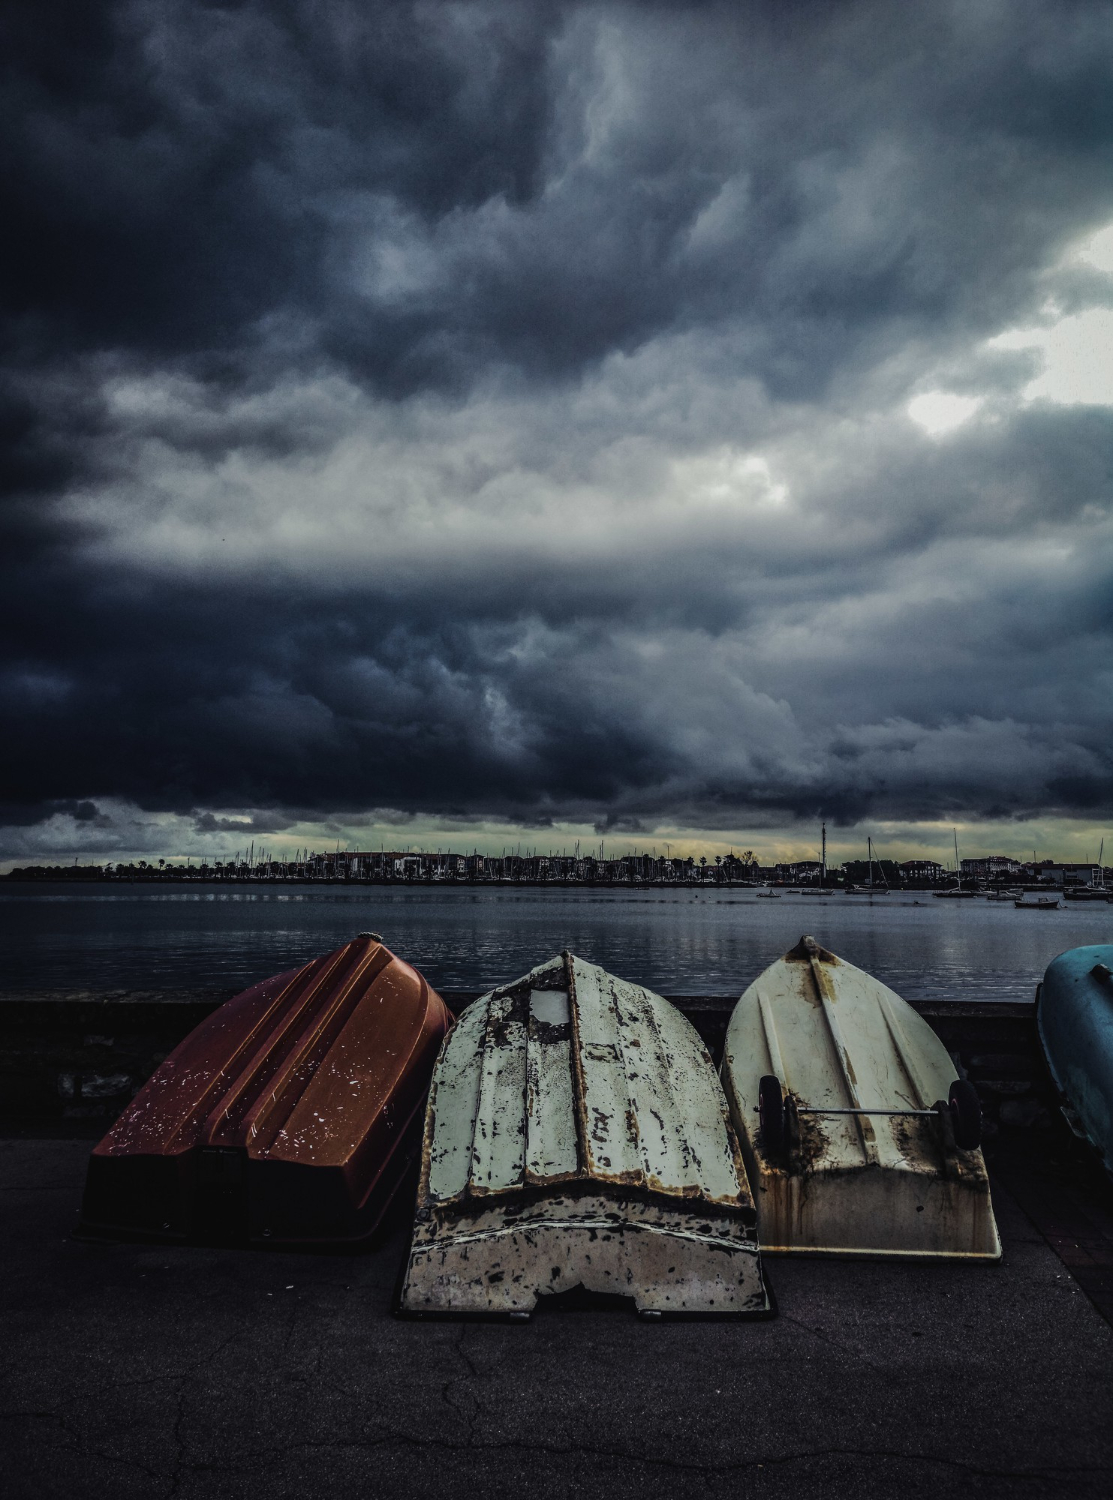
[954,828,961,890]
[821,822,826,888]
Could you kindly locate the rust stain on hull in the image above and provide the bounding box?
[723,936,1001,1260]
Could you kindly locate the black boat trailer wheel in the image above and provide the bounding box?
[758,1074,785,1153]
[947,1079,982,1149]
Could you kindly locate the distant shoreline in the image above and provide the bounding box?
[1,873,834,889]
[0,872,1096,895]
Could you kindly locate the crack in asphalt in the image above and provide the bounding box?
[0,1404,166,1486]
[74,1426,1113,1489]
[165,1380,189,1500]
[776,1311,906,1381]
[4,1358,1111,1497]
[443,1322,482,1441]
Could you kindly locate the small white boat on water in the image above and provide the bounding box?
[1015,895,1060,910]
[720,936,1001,1261]
[398,953,772,1319]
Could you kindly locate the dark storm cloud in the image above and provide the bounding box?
[6,0,1111,399]
[2,0,1113,843]
[1,0,558,380]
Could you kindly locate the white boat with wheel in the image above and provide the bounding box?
[721,936,1001,1260]
[399,953,772,1319]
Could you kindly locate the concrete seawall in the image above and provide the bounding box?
[0,990,1050,1133]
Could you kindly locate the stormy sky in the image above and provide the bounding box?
[3,0,1113,864]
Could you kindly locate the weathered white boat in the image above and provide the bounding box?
[721,936,1001,1260]
[398,954,772,1319]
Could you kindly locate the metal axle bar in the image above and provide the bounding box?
[797,1107,941,1117]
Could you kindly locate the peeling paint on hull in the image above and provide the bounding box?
[404,1193,767,1316]
[399,953,771,1318]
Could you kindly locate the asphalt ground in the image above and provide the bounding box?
[1,1139,1111,1500]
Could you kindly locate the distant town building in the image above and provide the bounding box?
[960,857,1021,877]
[900,859,944,879]
[1037,864,1104,887]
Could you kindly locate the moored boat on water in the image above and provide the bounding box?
[1038,945,1113,1171]
[398,953,772,1319]
[845,836,890,895]
[934,830,977,898]
[80,934,451,1246]
[720,936,1001,1260]
[1015,895,1060,909]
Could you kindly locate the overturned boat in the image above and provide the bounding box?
[80,934,451,1246]
[398,953,772,1319]
[1039,944,1113,1171]
[721,936,1001,1260]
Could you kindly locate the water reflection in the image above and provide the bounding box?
[1,882,1107,1000]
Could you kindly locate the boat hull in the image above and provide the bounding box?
[80,935,451,1246]
[750,1157,1001,1259]
[399,954,771,1318]
[403,1191,765,1315]
[1038,944,1113,1170]
[721,936,1001,1260]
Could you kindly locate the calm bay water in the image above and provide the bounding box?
[1,881,1110,1000]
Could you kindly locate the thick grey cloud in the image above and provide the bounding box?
[2,0,1113,847]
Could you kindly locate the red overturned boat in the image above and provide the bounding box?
[80,933,451,1246]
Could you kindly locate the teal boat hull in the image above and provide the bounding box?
[1038,944,1113,1169]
